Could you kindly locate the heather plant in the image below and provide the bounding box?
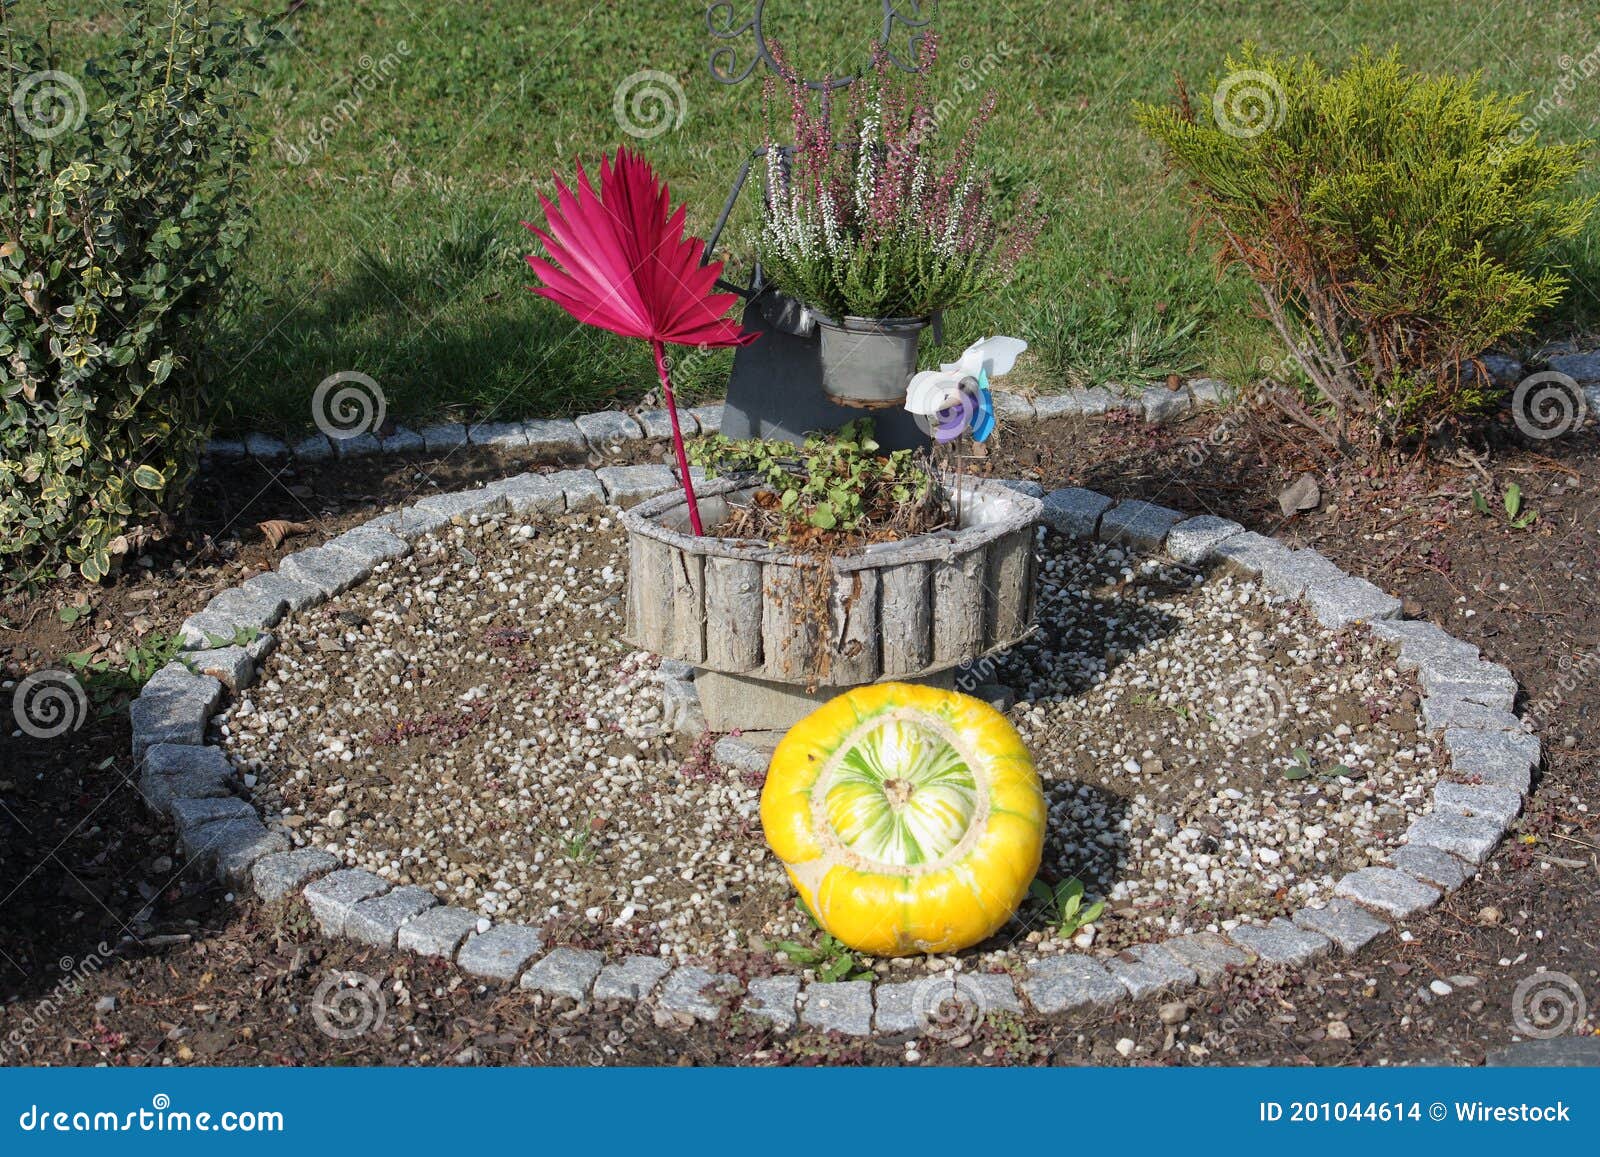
[1138,47,1594,452]
[758,37,1043,321]
[0,0,273,583]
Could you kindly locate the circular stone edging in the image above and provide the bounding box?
[128,468,1541,1040]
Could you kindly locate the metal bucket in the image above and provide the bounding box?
[815,314,929,404]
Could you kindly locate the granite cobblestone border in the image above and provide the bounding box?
[129,464,1539,1040]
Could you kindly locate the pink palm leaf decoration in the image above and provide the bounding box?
[524,147,755,535]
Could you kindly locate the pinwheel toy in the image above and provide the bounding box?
[903,336,1028,444]
[524,147,756,535]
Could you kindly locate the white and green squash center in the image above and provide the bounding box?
[817,712,985,871]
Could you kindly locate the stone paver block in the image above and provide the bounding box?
[1334,866,1441,919]
[996,478,1047,499]
[1227,918,1330,968]
[169,794,256,830]
[489,473,566,517]
[712,732,781,777]
[1421,695,1523,733]
[1099,499,1184,552]
[800,980,875,1035]
[991,391,1036,422]
[413,487,509,522]
[1292,899,1390,953]
[1366,618,1480,670]
[364,506,453,540]
[245,631,277,663]
[1187,378,1233,407]
[186,646,254,693]
[209,824,291,885]
[575,410,645,448]
[345,885,439,947]
[1419,659,1518,702]
[658,966,741,1022]
[397,905,483,959]
[1041,488,1114,538]
[521,947,604,1001]
[1104,943,1198,999]
[1141,384,1192,423]
[522,418,588,458]
[1258,549,1348,600]
[1020,954,1125,1014]
[201,582,291,633]
[1547,351,1600,383]
[1165,515,1244,565]
[130,665,223,757]
[303,869,390,936]
[277,546,372,597]
[380,426,426,454]
[177,609,247,651]
[419,422,468,453]
[333,432,383,457]
[1388,843,1472,892]
[206,438,247,460]
[741,975,802,1032]
[466,421,529,450]
[592,955,671,1002]
[1434,781,1523,827]
[252,848,341,902]
[241,571,325,614]
[138,743,234,811]
[1074,386,1117,416]
[1404,811,1504,865]
[550,469,606,512]
[636,408,698,440]
[456,923,545,983]
[1031,392,1089,420]
[870,981,925,1036]
[1161,931,1253,983]
[1444,728,1539,793]
[328,527,410,565]
[596,464,677,508]
[881,972,1023,1035]
[1304,577,1403,627]
[290,434,334,462]
[688,404,724,434]
[245,432,289,460]
[1207,530,1292,578]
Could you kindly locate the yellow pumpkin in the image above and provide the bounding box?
[761,682,1046,957]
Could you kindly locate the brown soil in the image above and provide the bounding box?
[1,410,1597,1066]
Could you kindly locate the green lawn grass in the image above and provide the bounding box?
[22,1,1600,435]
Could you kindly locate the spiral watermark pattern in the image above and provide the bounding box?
[613,70,686,139]
[1511,371,1587,441]
[311,371,386,442]
[1212,70,1287,139]
[1511,971,1587,1040]
[12,669,89,739]
[1216,675,1291,742]
[311,970,387,1040]
[912,973,990,1041]
[10,69,87,140]
[910,381,982,443]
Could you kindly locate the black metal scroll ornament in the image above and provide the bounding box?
[704,1,939,449]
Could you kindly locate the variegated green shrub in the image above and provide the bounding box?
[0,1,272,583]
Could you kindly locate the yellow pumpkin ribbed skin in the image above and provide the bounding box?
[761,682,1046,957]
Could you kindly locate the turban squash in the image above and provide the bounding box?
[760,682,1046,956]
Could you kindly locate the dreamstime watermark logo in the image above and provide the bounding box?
[1524,646,1600,732]
[1511,970,1588,1039]
[10,69,87,140]
[1511,370,1588,440]
[889,41,1017,165]
[271,42,412,166]
[0,944,114,1062]
[310,970,387,1040]
[912,973,991,1041]
[1215,674,1291,742]
[613,69,686,139]
[11,669,89,739]
[311,370,386,442]
[1212,70,1287,139]
[1493,38,1600,163]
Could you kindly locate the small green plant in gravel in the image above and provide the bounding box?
[1028,877,1104,938]
[774,901,875,982]
[1472,482,1538,529]
[1282,746,1355,782]
[690,419,942,540]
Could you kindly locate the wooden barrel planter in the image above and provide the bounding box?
[621,476,1041,731]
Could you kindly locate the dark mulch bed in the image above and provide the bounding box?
[1,410,1595,1066]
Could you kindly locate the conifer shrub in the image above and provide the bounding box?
[1138,47,1594,452]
